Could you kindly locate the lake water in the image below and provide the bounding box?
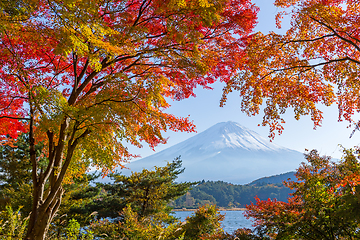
[172,210,254,233]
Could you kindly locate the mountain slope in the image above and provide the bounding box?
[248,171,296,186]
[121,121,305,184]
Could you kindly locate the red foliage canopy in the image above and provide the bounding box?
[222,0,360,138]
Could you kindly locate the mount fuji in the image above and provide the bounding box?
[120,121,305,184]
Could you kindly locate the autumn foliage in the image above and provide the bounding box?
[0,0,258,238]
[246,149,360,239]
[222,0,360,138]
[0,0,258,169]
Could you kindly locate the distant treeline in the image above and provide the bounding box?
[170,180,293,209]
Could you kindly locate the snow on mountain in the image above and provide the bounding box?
[118,121,306,184]
[174,121,285,152]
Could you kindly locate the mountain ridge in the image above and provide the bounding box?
[248,171,296,186]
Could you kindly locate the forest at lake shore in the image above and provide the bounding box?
[170,180,293,209]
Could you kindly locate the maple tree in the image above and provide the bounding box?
[245,149,360,239]
[221,0,360,138]
[0,0,258,239]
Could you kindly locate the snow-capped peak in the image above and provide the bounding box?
[182,121,284,152]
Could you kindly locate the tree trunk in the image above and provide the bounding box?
[24,114,70,240]
[23,114,90,239]
[24,189,63,240]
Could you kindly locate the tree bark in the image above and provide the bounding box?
[24,189,63,240]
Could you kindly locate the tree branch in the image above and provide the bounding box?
[310,16,360,54]
[0,116,30,121]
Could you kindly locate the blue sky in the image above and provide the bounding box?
[128,0,360,160]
